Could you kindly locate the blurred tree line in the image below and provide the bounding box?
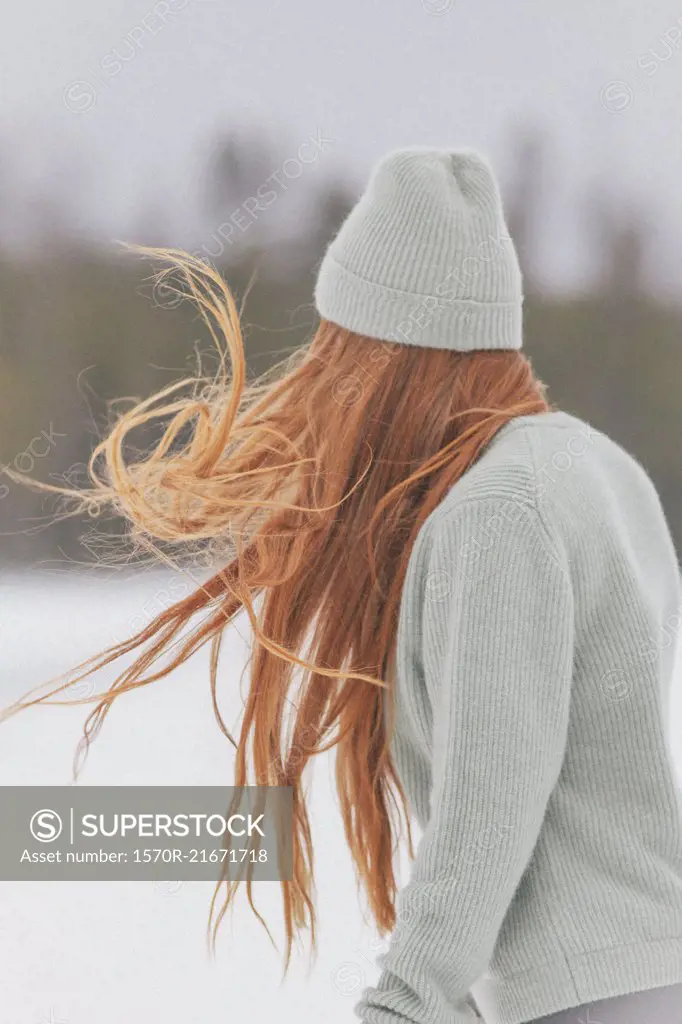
[0,128,679,566]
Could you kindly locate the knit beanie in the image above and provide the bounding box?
[314,147,523,351]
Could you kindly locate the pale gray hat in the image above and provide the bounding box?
[314,147,523,351]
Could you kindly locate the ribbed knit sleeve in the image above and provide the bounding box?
[355,495,575,1023]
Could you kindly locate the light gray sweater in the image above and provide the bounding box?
[355,410,682,1024]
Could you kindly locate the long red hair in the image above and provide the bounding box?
[3,249,550,968]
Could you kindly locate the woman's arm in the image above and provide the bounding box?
[355,494,575,1023]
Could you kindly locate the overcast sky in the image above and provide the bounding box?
[1,0,682,294]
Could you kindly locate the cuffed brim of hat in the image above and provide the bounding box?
[315,255,523,352]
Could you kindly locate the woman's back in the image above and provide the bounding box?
[373,409,682,1024]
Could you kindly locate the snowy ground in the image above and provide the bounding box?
[0,571,387,1024]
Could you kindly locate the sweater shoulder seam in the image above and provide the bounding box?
[519,424,568,562]
[423,472,569,579]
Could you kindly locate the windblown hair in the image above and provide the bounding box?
[4,248,550,969]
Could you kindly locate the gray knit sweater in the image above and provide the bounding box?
[355,410,682,1024]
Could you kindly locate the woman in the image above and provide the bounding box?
[8,148,682,1023]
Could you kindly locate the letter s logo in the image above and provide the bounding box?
[30,809,63,843]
